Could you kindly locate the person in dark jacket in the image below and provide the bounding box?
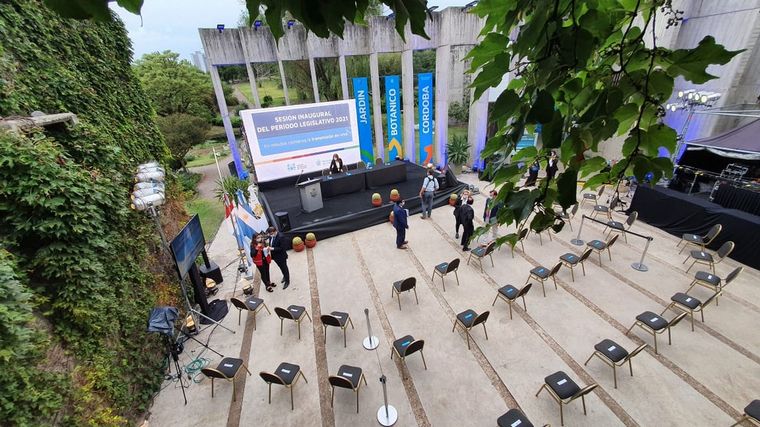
[546,150,559,181]
[453,189,470,239]
[460,197,475,251]
[525,160,540,187]
[392,199,409,249]
[483,190,502,239]
[267,226,290,289]
[251,234,275,292]
[329,153,345,174]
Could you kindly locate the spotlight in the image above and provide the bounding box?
[670,104,677,112]
[700,93,721,103]
[134,182,165,190]
[131,193,166,211]
[254,20,263,30]
[132,188,165,199]
[135,171,165,183]
[464,0,479,8]
[428,6,438,11]
[216,24,225,33]
[287,20,295,29]
[687,92,695,100]
[677,89,695,99]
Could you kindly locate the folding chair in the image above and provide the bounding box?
[451,309,489,349]
[320,311,354,347]
[431,258,460,292]
[511,228,529,258]
[555,203,579,232]
[467,241,495,272]
[497,409,535,427]
[535,370,598,426]
[580,185,605,208]
[604,211,638,243]
[682,241,734,274]
[590,195,618,221]
[259,362,308,410]
[586,234,619,265]
[533,226,554,246]
[626,311,687,354]
[525,262,562,297]
[730,399,760,427]
[559,248,592,282]
[686,266,743,305]
[584,339,647,388]
[230,296,270,328]
[391,335,427,375]
[329,364,368,413]
[677,223,722,254]
[492,283,532,319]
[274,305,312,340]
[201,357,252,401]
[391,277,418,310]
[662,291,721,331]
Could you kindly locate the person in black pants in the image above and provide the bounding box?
[392,199,409,249]
[251,234,275,292]
[546,150,559,181]
[460,197,475,251]
[453,189,470,239]
[267,226,290,289]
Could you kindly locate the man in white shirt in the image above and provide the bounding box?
[419,168,439,219]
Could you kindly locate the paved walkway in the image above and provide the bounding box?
[146,172,760,427]
[188,155,231,200]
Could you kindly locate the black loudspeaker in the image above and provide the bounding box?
[275,211,291,232]
[227,161,238,179]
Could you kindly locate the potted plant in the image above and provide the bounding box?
[449,193,458,206]
[371,193,382,207]
[390,189,400,202]
[292,236,305,252]
[446,134,470,174]
[305,232,317,248]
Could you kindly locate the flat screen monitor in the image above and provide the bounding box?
[169,214,205,280]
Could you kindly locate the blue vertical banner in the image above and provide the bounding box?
[417,73,434,165]
[384,75,402,160]
[352,77,374,164]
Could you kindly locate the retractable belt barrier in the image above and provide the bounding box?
[571,214,654,272]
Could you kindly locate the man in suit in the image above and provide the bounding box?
[267,226,290,289]
[392,199,409,249]
[460,197,475,251]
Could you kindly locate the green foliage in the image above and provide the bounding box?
[185,198,226,242]
[133,51,216,119]
[448,101,469,124]
[468,0,741,241]
[262,94,274,108]
[156,113,211,169]
[177,171,202,197]
[0,1,176,423]
[215,177,251,203]
[446,134,470,166]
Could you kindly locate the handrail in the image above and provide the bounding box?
[573,214,654,272]
[580,215,653,241]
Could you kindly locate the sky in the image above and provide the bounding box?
[113,0,469,62]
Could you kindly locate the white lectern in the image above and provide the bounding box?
[297,178,323,213]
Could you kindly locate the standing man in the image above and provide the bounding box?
[392,199,409,249]
[453,189,470,239]
[546,150,559,181]
[460,197,475,251]
[484,190,502,239]
[267,226,290,289]
[419,168,439,219]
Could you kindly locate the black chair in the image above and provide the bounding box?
[559,248,592,282]
[525,262,562,297]
[584,339,647,388]
[580,185,605,208]
[586,234,619,265]
[730,399,760,427]
[497,409,535,427]
[590,195,618,221]
[391,335,427,374]
[604,211,637,243]
[230,296,270,328]
[320,311,354,348]
[329,364,368,413]
[682,241,734,274]
[452,309,489,349]
[662,291,720,331]
[511,229,529,258]
[535,370,598,426]
[677,223,722,254]
[492,283,532,319]
[555,203,579,232]
[355,162,366,170]
[391,277,418,311]
[431,258,460,292]
[626,311,687,354]
[375,157,383,166]
[468,241,496,272]
[259,362,308,410]
[275,305,312,340]
[201,357,252,401]
[685,266,743,305]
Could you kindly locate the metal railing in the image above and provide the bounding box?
[571,214,654,272]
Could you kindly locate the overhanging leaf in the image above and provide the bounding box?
[665,36,743,84]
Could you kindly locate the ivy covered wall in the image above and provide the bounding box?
[0,1,180,424]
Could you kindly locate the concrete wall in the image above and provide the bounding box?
[199,7,485,168]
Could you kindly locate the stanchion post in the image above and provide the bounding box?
[571,215,586,246]
[631,237,652,272]
[363,308,379,350]
[377,374,398,426]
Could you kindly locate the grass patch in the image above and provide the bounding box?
[185,197,225,242]
[235,78,299,107]
[185,141,229,168]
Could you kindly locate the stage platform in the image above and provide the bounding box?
[258,161,466,245]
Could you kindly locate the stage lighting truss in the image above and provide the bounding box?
[666,90,722,112]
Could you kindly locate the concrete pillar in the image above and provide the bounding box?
[338,55,349,100]
[244,63,261,108]
[467,85,490,170]
[434,44,451,167]
[277,59,290,106]
[208,63,247,179]
[308,56,320,102]
[401,48,415,163]
[369,52,384,161]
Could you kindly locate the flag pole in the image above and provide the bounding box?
[212,147,224,182]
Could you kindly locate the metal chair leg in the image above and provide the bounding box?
[540,280,546,298]
[420,350,428,369]
[508,301,513,319]
[413,287,419,304]
[491,293,499,306]
[483,323,488,340]
[521,295,527,311]
[583,352,594,366]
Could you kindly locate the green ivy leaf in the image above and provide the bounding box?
[556,168,578,209]
[665,36,743,84]
[490,89,520,122]
[512,146,537,161]
[579,156,608,178]
[647,69,674,101]
[614,103,639,136]
[117,0,144,14]
[526,90,555,124]
[466,33,510,72]
[645,124,677,156]
[541,110,564,149]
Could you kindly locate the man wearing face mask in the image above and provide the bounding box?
[392,198,409,249]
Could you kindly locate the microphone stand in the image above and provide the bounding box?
[294,168,305,187]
